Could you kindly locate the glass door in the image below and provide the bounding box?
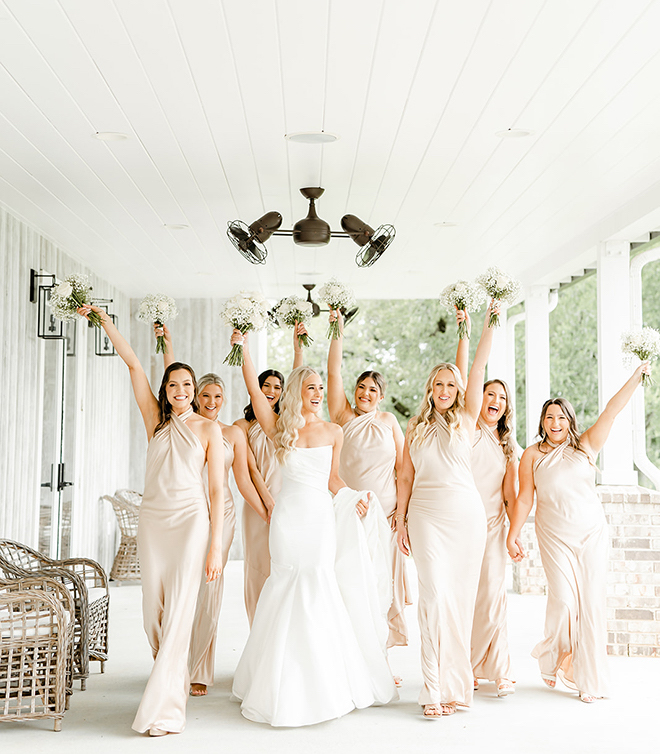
[38,320,77,559]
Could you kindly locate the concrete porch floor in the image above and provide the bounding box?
[2,560,658,753]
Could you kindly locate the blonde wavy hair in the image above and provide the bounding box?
[409,363,466,450]
[274,366,319,462]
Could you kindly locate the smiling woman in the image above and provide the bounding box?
[77,306,225,737]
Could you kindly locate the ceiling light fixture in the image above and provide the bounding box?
[227,187,395,267]
[434,221,458,228]
[92,132,130,141]
[163,223,189,230]
[495,128,534,139]
[285,131,340,144]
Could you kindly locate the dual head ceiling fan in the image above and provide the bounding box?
[227,187,396,268]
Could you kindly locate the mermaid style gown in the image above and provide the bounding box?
[232,446,396,727]
[532,441,609,698]
[132,410,210,734]
[189,436,236,688]
[243,421,281,625]
[340,412,411,648]
[470,420,512,682]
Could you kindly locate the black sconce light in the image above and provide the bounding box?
[30,269,63,339]
[92,299,117,357]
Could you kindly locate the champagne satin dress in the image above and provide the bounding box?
[189,436,236,687]
[243,421,281,625]
[470,420,512,681]
[132,410,210,734]
[532,441,609,698]
[406,415,486,707]
[340,411,410,647]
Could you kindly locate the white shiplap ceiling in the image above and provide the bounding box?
[2,0,660,299]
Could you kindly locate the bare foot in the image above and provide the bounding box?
[474,678,479,691]
[542,676,556,689]
[190,684,207,696]
[496,678,515,697]
[579,692,596,703]
[393,675,403,688]
[440,702,456,716]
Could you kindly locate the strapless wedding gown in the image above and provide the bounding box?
[232,446,396,727]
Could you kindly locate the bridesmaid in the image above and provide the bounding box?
[326,309,410,658]
[507,363,649,702]
[455,312,518,697]
[156,327,269,697]
[233,325,306,624]
[79,306,224,736]
[395,304,497,718]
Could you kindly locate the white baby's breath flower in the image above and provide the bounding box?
[49,273,102,327]
[318,279,356,339]
[136,294,179,353]
[273,295,315,348]
[621,327,660,385]
[439,280,486,339]
[221,291,269,366]
[475,266,521,327]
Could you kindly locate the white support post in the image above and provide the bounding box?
[524,285,551,447]
[487,307,508,382]
[597,240,637,484]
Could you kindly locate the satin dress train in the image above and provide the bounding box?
[243,421,281,625]
[232,446,396,727]
[532,441,609,698]
[340,412,411,647]
[189,436,236,687]
[470,421,512,682]
[407,416,486,707]
[132,410,209,734]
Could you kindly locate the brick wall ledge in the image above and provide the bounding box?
[597,484,660,504]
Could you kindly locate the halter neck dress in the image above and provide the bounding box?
[132,409,210,734]
[189,434,236,687]
[340,411,410,647]
[532,440,609,697]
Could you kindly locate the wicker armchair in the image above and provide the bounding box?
[0,579,70,730]
[101,492,140,581]
[0,541,109,690]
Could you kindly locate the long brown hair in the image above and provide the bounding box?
[154,362,199,435]
[244,369,284,422]
[537,397,588,458]
[483,379,516,462]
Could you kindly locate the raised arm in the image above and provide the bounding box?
[79,305,158,436]
[228,428,269,522]
[326,310,353,424]
[327,423,348,496]
[155,323,175,369]
[204,422,225,582]
[232,330,278,439]
[506,447,536,561]
[581,363,648,455]
[464,303,498,424]
[455,309,471,384]
[292,322,307,370]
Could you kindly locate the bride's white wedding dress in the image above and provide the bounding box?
[232,445,396,727]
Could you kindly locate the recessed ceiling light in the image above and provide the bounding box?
[92,131,130,141]
[434,221,458,228]
[495,128,534,139]
[285,131,340,144]
[163,223,189,230]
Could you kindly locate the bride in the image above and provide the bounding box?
[231,330,397,727]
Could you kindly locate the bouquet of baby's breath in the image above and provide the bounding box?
[49,273,103,328]
[318,279,356,340]
[273,295,314,348]
[476,267,521,328]
[439,280,486,339]
[221,291,269,366]
[621,328,660,386]
[136,294,179,353]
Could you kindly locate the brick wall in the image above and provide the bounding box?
[511,485,660,657]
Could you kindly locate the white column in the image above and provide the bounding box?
[597,240,637,484]
[487,307,508,381]
[524,285,551,446]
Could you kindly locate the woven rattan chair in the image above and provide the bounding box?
[0,541,109,690]
[101,493,140,581]
[0,576,75,709]
[0,580,70,730]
